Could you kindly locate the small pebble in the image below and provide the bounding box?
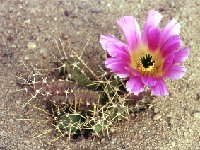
[90,8,102,13]
[159,7,165,12]
[154,108,159,113]
[24,19,31,24]
[24,55,30,60]
[28,42,36,49]
[0,102,4,109]
[18,4,23,9]
[153,114,162,121]
[11,45,17,48]
[9,118,14,123]
[131,113,135,118]
[170,2,175,8]
[103,146,108,149]
[16,99,21,105]
[53,17,57,21]
[24,140,30,144]
[193,112,200,120]
[196,93,200,100]
[171,141,176,147]
[22,126,29,133]
[107,3,111,7]
[110,127,115,133]
[24,1,28,5]
[188,128,193,133]
[101,138,105,143]
[64,10,70,17]
[111,138,116,145]
[39,48,48,58]
[17,12,21,16]
[101,53,107,60]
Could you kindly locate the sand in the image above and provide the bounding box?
[0,0,200,149]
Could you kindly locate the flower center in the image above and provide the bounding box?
[129,46,165,77]
[139,53,155,71]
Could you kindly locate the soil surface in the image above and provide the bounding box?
[0,0,200,150]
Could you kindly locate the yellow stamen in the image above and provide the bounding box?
[129,45,164,77]
[139,62,154,72]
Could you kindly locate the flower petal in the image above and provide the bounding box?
[100,35,130,61]
[117,16,141,50]
[160,18,181,45]
[151,78,169,96]
[148,27,161,51]
[125,67,140,76]
[105,58,130,78]
[142,10,162,44]
[162,51,175,70]
[126,76,144,95]
[164,65,186,79]
[141,76,157,86]
[160,35,181,56]
[173,47,189,64]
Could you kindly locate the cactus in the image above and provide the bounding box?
[17,39,152,143]
[57,113,83,133]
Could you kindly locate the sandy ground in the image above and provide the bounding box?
[0,0,200,149]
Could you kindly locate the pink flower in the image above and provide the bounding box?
[100,10,189,96]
